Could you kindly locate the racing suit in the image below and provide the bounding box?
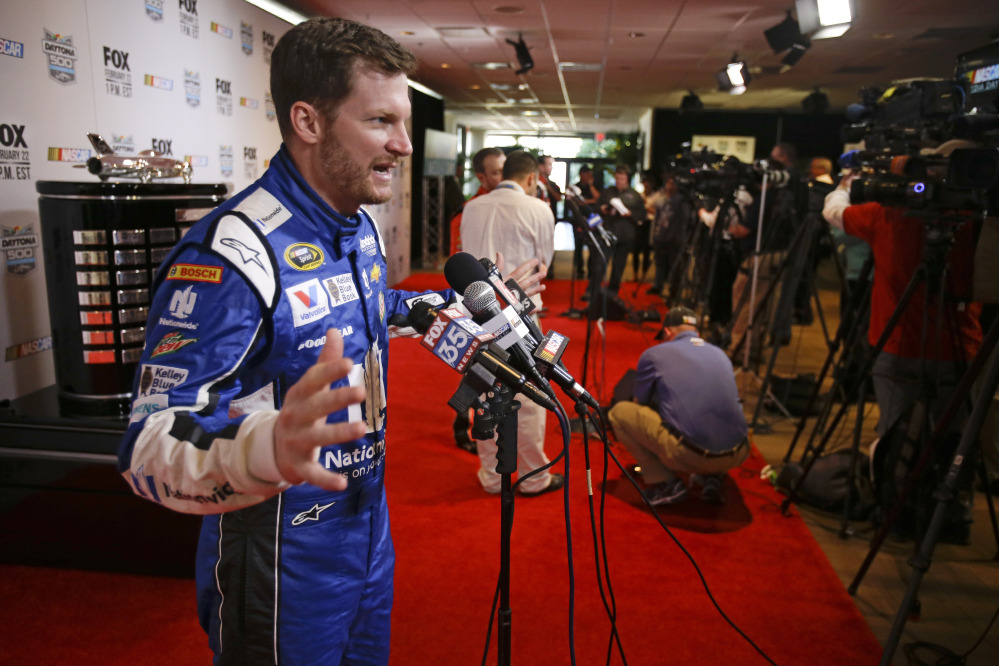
[117,145,448,665]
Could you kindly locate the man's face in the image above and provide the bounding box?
[540,157,553,177]
[614,172,629,189]
[318,68,412,214]
[476,153,506,192]
[580,170,593,184]
[809,160,825,179]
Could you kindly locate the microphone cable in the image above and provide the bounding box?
[588,408,781,666]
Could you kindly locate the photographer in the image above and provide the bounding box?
[727,143,803,359]
[597,165,647,296]
[823,139,984,542]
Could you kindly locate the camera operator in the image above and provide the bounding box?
[823,139,984,542]
[726,143,803,359]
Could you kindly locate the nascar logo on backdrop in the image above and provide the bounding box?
[41,29,77,84]
[1,37,25,59]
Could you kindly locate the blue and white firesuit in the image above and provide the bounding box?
[118,146,449,664]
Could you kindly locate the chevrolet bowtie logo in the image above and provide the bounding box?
[291,501,337,526]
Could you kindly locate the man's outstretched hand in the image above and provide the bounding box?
[273,329,366,491]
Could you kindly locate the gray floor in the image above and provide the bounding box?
[551,249,999,665]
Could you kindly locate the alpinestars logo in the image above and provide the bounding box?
[42,29,77,84]
[292,502,337,526]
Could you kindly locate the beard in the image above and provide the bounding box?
[319,125,395,211]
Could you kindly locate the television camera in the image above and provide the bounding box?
[839,42,999,213]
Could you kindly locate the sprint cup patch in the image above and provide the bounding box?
[166,263,223,283]
[285,242,324,271]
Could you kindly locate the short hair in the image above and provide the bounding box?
[614,165,630,176]
[472,147,504,175]
[270,18,418,139]
[579,165,592,174]
[539,154,553,164]
[810,157,833,174]
[774,142,798,167]
[502,150,539,181]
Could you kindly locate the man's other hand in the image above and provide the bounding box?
[273,329,366,491]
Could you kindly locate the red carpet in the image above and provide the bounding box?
[0,275,881,664]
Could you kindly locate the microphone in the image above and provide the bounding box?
[444,253,600,410]
[564,187,616,246]
[462,280,550,391]
[408,301,556,411]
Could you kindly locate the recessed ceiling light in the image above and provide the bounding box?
[399,31,415,36]
[469,84,481,90]
[441,63,451,69]
[494,5,525,15]
[629,32,644,38]
[873,32,894,39]
[473,62,511,70]
[559,62,603,72]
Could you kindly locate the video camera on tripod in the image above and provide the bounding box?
[838,42,999,214]
[666,145,792,204]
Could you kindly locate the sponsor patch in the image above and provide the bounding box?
[167,263,222,283]
[168,285,197,319]
[137,363,189,397]
[284,242,324,271]
[323,274,360,307]
[129,394,169,423]
[234,188,291,234]
[151,331,197,357]
[369,264,382,285]
[286,278,330,327]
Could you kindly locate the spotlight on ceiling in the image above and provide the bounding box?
[506,33,535,75]
[795,0,854,40]
[679,90,704,116]
[802,88,830,114]
[716,55,750,95]
[781,38,811,67]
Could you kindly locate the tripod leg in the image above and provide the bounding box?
[839,377,869,539]
[879,332,999,665]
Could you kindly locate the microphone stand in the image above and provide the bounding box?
[481,383,519,666]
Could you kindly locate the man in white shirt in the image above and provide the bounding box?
[460,150,560,496]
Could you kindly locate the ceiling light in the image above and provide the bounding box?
[243,0,307,24]
[505,33,534,75]
[558,62,603,72]
[472,62,511,70]
[795,0,853,40]
[717,55,750,92]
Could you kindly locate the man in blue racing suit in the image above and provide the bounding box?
[117,18,449,664]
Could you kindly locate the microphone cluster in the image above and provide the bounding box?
[404,252,600,414]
